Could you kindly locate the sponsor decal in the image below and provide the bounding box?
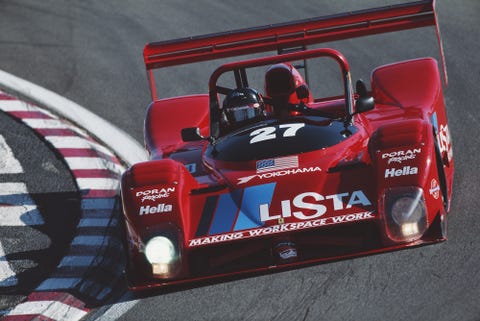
[139,203,172,215]
[195,184,373,239]
[274,242,298,260]
[260,190,371,222]
[439,124,453,161]
[256,156,298,173]
[382,148,421,164]
[136,187,175,203]
[189,232,244,245]
[384,166,418,178]
[189,211,374,247]
[238,166,321,184]
[432,113,453,162]
[430,179,440,199]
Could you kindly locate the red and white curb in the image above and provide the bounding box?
[0,90,126,320]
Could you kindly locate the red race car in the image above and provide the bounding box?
[121,0,453,290]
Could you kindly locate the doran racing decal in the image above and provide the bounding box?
[136,187,175,203]
[238,166,321,184]
[382,148,421,165]
[189,211,374,247]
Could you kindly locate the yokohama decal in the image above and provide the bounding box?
[238,166,321,184]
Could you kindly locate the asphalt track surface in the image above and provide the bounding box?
[0,1,479,320]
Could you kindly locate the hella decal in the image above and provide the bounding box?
[238,166,321,184]
[384,166,418,178]
[382,148,421,164]
[139,203,173,215]
[259,190,371,222]
[136,187,175,203]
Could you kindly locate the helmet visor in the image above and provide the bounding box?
[226,103,262,123]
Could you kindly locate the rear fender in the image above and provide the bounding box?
[144,95,210,158]
[372,57,442,111]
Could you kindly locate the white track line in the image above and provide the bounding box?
[0,183,43,226]
[0,99,36,112]
[45,136,116,157]
[81,198,117,210]
[0,205,44,226]
[22,118,71,129]
[65,157,124,174]
[0,140,27,287]
[0,244,17,287]
[0,135,23,174]
[58,256,97,268]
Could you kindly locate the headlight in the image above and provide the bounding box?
[382,187,428,242]
[144,236,181,278]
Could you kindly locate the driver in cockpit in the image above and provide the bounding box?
[220,87,267,133]
[220,63,311,134]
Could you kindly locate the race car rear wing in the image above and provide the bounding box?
[144,0,447,100]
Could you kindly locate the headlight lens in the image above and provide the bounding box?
[383,187,428,242]
[145,236,176,264]
[144,236,181,278]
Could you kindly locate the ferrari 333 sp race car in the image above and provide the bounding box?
[121,0,454,290]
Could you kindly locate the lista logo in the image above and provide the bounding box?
[259,190,371,222]
[384,166,418,178]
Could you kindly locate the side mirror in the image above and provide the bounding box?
[181,127,204,142]
[355,79,374,113]
[295,84,310,100]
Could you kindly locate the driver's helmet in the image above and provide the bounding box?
[222,88,265,126]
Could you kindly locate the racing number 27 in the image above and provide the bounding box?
[250,123,305,144]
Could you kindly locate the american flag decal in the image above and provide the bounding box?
[256,156,299,173]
